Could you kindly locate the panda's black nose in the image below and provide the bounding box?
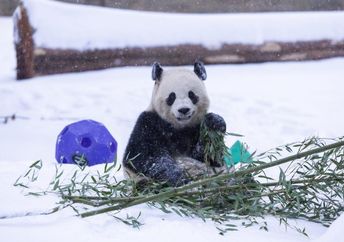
[178,108,190,115]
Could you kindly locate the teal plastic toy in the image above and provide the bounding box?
[224,140,253,167]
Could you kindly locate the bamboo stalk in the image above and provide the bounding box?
[64,195,139,206]
[177,176,344,197]
[63,195,107,200]
[68,176,344,207]
[80,140,344,218]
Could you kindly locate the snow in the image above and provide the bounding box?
[1,13,344,242]
[18,0,344,50]
[314,214,344,242]
[13,6,21,44]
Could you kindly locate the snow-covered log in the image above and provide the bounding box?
[14,0,344,80]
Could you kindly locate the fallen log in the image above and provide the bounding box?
[14,0,344,80]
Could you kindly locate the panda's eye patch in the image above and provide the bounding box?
[166,92,176,106]
[188,91,199,104]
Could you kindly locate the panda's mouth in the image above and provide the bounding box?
[176,111,195,122]
[177,116,191,121]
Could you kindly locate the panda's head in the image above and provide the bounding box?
[149,61,210,129]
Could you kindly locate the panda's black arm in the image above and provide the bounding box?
[191,112,227,167]
[123,111,188,186]
[123,112,164,164]
[204,113,227,133]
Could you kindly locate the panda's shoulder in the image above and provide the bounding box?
[134,111,165,129]
[137,111,160,123]
[131,112,171,140]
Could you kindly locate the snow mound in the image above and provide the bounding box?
[19,0,344,50]
[314,214,344,242]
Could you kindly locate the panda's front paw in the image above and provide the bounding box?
[204,113,226,133]
[148,156,190,187]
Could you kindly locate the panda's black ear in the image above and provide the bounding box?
[152,62,163,81]
[194,60,207,81]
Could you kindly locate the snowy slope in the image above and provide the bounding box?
[16,0,344,50]
[1,16,344,242]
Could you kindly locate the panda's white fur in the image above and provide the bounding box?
[147,68,210,129]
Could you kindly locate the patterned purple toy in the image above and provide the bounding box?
[55,120,117,166]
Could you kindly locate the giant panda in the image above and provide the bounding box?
[123,61,227,187]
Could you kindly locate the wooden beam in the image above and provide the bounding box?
[15,3,34,80]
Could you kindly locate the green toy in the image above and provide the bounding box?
[224,140,253,167]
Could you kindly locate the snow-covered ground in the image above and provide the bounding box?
[1,14,344,242]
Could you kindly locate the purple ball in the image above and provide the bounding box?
[55,120,117,166]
